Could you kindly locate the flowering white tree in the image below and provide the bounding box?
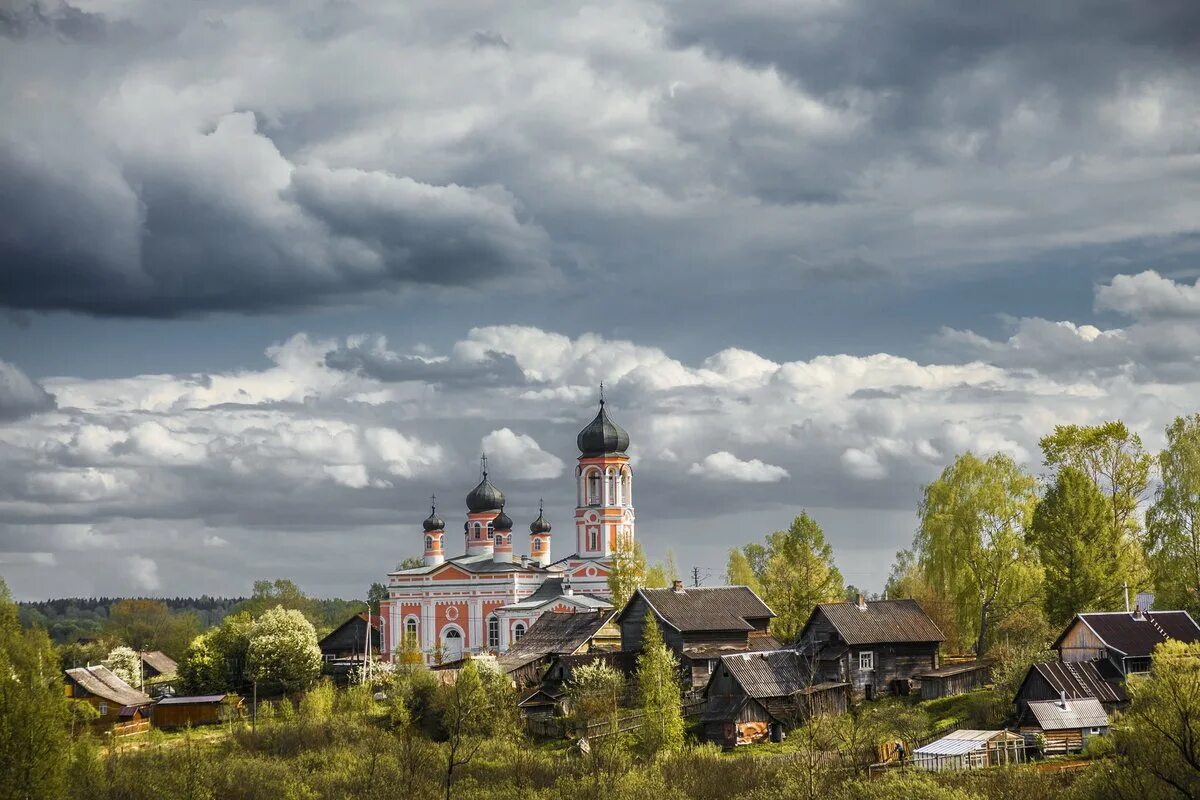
[245,606,322,693]
[103,646,142,688]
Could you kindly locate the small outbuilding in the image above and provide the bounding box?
[1014,660,1126,720]
[152,694,243,728]
[911,729,1026,772]
[1020,697,1108,754]
[916,661,991,700]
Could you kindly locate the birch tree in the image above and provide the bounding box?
[1147,415,1200,612]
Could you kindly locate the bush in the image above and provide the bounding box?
[1081,732,1114,760]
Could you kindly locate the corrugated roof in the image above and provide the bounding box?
[139,651,178,676]
[914,730,1021,756]
[1027,697,1108,730]
[499,610,616,669]
[1025,660,1126,704]
[156,694,229,705]
[917,661,990,679]
[626,586,774,633]
[499,579,613,611]
[807,599,945,645]
[720,650,811,699]
[65,665,152,707]
[1055,611,1200,657]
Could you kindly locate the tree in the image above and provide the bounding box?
[237,579,318,624]
[244,607,322,694]
[607,539,647,608]
[1040,421,1152,540]
[884,548,963,653]
[0,578,69,800]
[367,582,388,616]
[916,452,1040,655]
[102,645,142,688]
[644,563,668,589]
[635,613,684,758]
[1147,415,1200,613]
[435,659,511,800]
[663,550,680,585]
[103,598,199,659]
[566,660,628,795]
[725,548,762,595]
[1030,467,1124,626]
[1111,640,1200,798]
[177,612,252,694]
[758,513,845,642]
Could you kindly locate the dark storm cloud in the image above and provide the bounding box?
[325,341,527,388]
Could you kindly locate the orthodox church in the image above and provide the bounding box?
[378,399,636,663]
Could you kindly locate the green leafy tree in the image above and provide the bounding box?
[367,582,388,615]
[758,513,845,642]
[245,606,322,694]
[635,613,684,758]
[102,645,142,688]
[916,452,1041,655]
[724,548,762,595]
[1147,414,1200,613]
[177,612,252,694]
[0,578,69,800]
[103,598,199,659]
[566,660,628,795]
[607,539,647,609]
[237,579,319,624]
[435,659,512,800]
[1030,467,1125,625]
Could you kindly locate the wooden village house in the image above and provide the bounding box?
[319,612,382,662]
[152,694,244,729]
[796,598,944,699]
[498,609,618,688]
[1018,696,1109,755]
[1013,660,1126,720]
[618,582,778,688]
[701,649,849,748]
[1052,609,1200,676]
[63,665,153,729]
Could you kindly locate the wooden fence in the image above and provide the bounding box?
[112,719,150,738]
[525,698,705,741]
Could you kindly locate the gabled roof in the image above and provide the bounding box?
[156,694,230,705]
[392,553,549,577]
[620,586,774,633]
[718,650,811,699]
[1027,697,1108,730]
[1022,660,1126,704]
[318,611,381,648]
[500,610,616,669]
[1052,611,1200,657]
[65,665,152,707]
[139,651,178,676]
[914,729,1022,757]
[802,599,945,645]
[497,578,612,612]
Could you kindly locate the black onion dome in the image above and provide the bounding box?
[466,474,505,513]
[492,507,513,531]
[576,400,630,456]
[422,506,445,532]
[530,504,552,534]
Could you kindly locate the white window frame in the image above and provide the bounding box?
[98,702,108,716]
[858,651,875,671]
[487,617,500,649]
[513,622,526,642]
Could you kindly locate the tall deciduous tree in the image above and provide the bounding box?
[177,611,253,694]
[607,539,647,608]
[1147,414,1200,613]
[435,659,513,800]
[635,613,684,758]
[103,598,200,659]
[245,606,322,694]
[917,452,1040,655]
[724,548,762,596]
[0,578,69,800]
[759,513,845,642]
[1030,467,1123,625]
[102,645,142,688]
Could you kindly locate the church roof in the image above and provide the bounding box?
[577,400,630,457]
[391,553,547,577]
[465,473,505,513]
[498,578,612,611]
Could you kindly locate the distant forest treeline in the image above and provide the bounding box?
[18,597,247,645]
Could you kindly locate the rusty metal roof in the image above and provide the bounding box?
[805,599,945,645]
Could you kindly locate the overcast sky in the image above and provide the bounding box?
[3,0,1200,601]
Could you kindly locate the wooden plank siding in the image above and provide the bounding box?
[1057,620,1107,663]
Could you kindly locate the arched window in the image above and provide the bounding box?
[405,617,418,645]
[473,522,482,540]
[622,471,631,506]
[533,538,542,552]
[487,617,500,649]
[588,527,599,551]
[513,622,526,642]
[587,471,601,506]
[487,522,494,540]
[606,472,615,504]
[424,535,433,550]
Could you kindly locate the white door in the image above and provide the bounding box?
[442,628,463,662]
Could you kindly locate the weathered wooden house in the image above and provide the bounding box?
[701,649,849,747]
[1052,609,1200,676]
[319,612,381,662]
[152,694,244,728]
[911,729,1025,771]
[916,661,991,700]
[1013,660,1126,720]
[139,650,178,680]
[63,665,153,728]
[795,598,944,699]
[1018,697,1108,754]
[618,583,777,688]
[497,609,618,687]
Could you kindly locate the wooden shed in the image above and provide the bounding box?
[152,694,243,728]
[1014,660,1126,720]
[916,661,991,700]
[912,729,1026,771]
[1019,697,1109,754]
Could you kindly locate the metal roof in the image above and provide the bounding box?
[623,586,775,632]
[392,552,548,576]
[719,650,810,699]
[65,665,152,707]
[139,650,178,676]
[577,400,630,456]
[498,610,616,670]
[1023,660,1126,704]
[156,694,230,705]
[1053,611,1200,657]
[913,729,1022,757]
[805,599,945,645]
[1027,697,1108,730]
[917,661,989,679]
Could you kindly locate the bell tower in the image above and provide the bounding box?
[574,387,634,561]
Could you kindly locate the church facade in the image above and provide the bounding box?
[378,400,636,663]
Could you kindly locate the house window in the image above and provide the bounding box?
[98,703,108,716]
[488,617,500,649]
[487,523,494,540]
[859,651,875,671]
[1089,727,1101,735]
[513,622,526,642]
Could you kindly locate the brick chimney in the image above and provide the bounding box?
[672,580,685,593]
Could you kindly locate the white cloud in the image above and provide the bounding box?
[841,448,887,480]
[127,556,160,592]
[688,452,789,483]
[1096,270,1200,319]
[481,428,565,480]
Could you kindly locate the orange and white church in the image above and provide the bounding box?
[378,400,636,663]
